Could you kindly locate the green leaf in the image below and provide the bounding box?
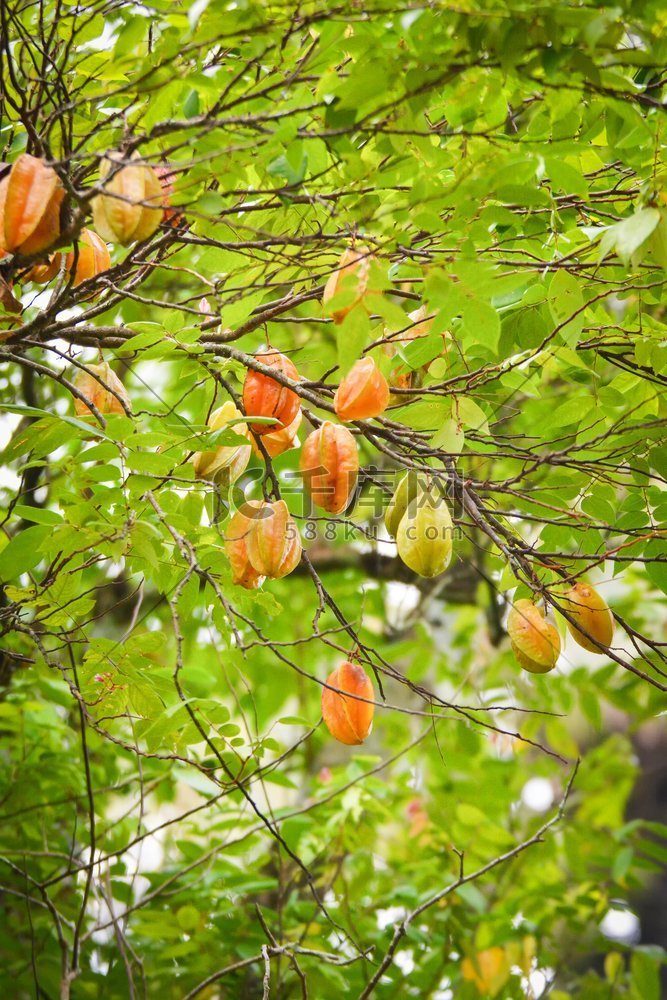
[392,398,449,432]
[336,309,371,374]
[183,88,200,118]
[267,150,307,187]
[643,539,667,595]
[454,396,490,435]
[11,506,64,526]
[612,847,633,882]
[548,270,585,346]
[462,298,501,352]
[431,418,465,453]
[0,525,52,581]
[599,209,661,266]
[630,949,661,1000]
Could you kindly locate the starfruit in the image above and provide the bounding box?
[334,356,390,422]
[300,421,359,514]
[384,470,420,538]
[396,489,453,578]
[251,408,301,458]
[242,348,300,435]
[560,582,614,652]
[192,401,251,485]
[461,947,511,997]
[507,599,560,673]
[66,228,111,286]
[72,362,130,417]
[321,660,374,745]
[0,154,64,256]
[92,151,163,246]
[26,254,62,283]
[245,499,302,579]
[223,501,265,589]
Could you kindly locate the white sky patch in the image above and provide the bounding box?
[394,949,414,975]
[376,905,405,930]
[385,580,421,628]
[81,17,121,52]
[519,966,553,997]
[600,907,641,944]
[530,968,551,996]
[408,765,423,791]
[0,412,21,450]
[0,413,22,490]
[521,777,554,813]
[24,288,54,311]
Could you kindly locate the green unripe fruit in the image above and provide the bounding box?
[385,471,419,538]
[396,492,453,578]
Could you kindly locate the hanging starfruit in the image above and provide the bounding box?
[396,487,453,578]
[334,356,390,422]
[0,153,64,256]
[223,501,265,590]
[384,470,420,538]
[72,362,130,417]
[192,401,251,485]
[321,661,374,745]
[300,421,359,514]
[92,151,163,246]
[559,582,614,652]
[65,229,111,286]
[242,348,300,435]
[507,599,560,673]
[246,499,302,579]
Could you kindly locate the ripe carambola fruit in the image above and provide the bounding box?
[396,492,453,578]
[72,362,130,417]
[334,356,390,422]
[507,599,560,673]
[246,499,302,579]
[300,421,359,514]
[224,501,265,589]
[560,582,614,652]
[251,409,302,458]
[26,255,62,284]
[384,470,419,538]
[322,248,373,324]
[92,152,163,246]
[242,349,300,435]
[192,401,251,484]
[0,154,64,256]
[27,229,110,286]
[66,229,111,286]
[321,661,374,745]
